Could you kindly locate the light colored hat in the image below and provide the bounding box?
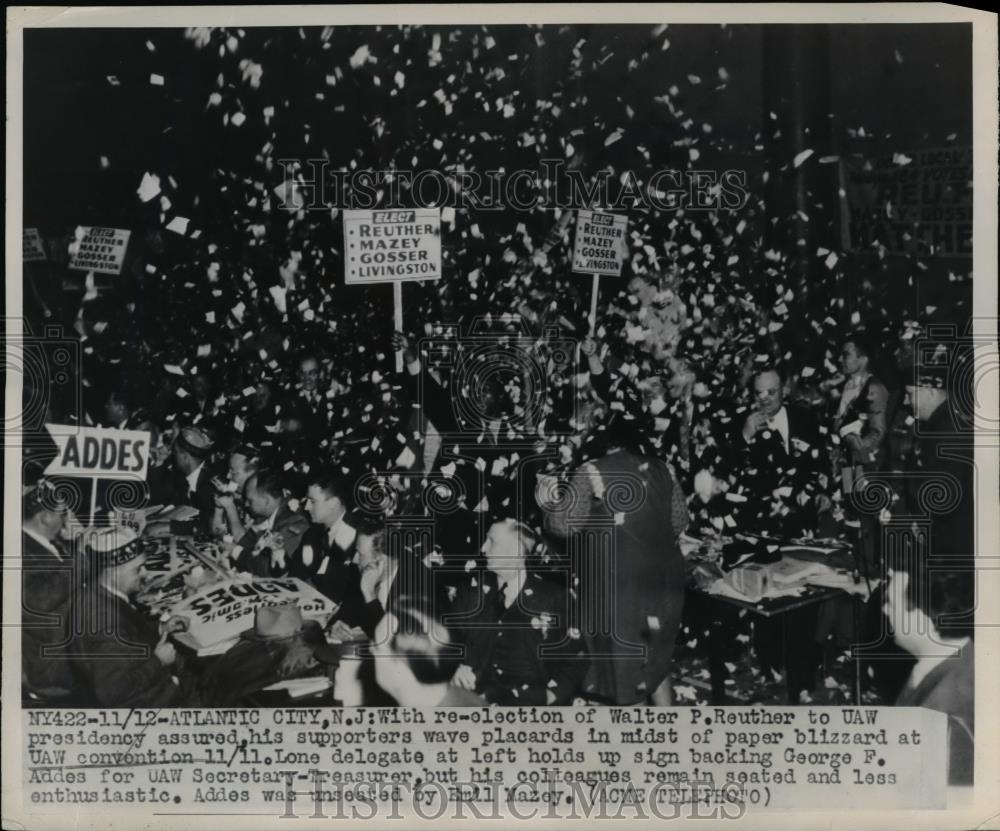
[176,426,214,456]
[244,603,307,640]
[86,527,143,568]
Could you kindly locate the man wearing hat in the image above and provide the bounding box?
[149,425,219,533]
[901,348,974,562]
[21,479,77,702]
[64,528,192,707]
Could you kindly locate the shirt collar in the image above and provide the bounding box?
[23,526,62,561]
[328,514,357,551]
[185,462,205,493]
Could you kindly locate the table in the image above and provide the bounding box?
[686,582,869,705]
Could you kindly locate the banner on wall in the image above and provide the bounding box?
[841,146,972,257]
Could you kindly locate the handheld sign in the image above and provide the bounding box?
[68,226,132,276]
[170,576,339,654]
[23,228,46,262]
[45,424,151,523]
[572,210,628,333]
[343,208,442,370]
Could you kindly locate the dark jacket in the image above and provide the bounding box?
[233,501,311,577]
[65,583,184,708]
[544,450,685,704]
[452,570,589,706]
[21,531,77,700]
[904,400,974,562]
[735,403,827,536]
[896,640,974,785]
[400,363,534,549]
[148,460,220,534]
[287,520,365,623]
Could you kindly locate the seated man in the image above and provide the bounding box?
[65,528,192,707]
[884,563,974,785]
[21,479,77,702]
[232,468,310,577]
[211,444,260,539]
[298,472,361,612]
[737,366,831,536]
[449,519,588,705]
[148,426,219,534]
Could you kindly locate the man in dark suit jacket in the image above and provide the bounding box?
[450,519,589,706]
[737,367,831,538]
[295,472,367,626]
[392,332,533,555]
[903,363,974,564]
[65,528,189,707]
[148,426,220,534]
[232,469,310,577]
[21,480,77,702]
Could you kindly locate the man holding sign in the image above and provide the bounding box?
[343,209,441,371]
[63,528,195,707]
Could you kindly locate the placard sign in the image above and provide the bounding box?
[572,209,628,276]
[23,228,46,262]
[68,226,132,275]
[44,424,151,480]
[170,576,339,649]
[343,209,442,284]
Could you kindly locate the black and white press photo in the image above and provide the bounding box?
[4,4,998,829]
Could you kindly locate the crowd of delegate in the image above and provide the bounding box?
[22,297,974,740]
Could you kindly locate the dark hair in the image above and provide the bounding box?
[248,468,284,501]
[844,330,878,362]
[889,553,974,640]
[231,444,260,466]
[753,364,786,386]
[308,470,351,504]
[386,598,462,685]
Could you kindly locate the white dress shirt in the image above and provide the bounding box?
[185,463,205,495]
[767,406,790,453]
[327,514,358,551]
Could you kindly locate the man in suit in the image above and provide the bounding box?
[148,426,219,534]
[211,444,261,538]
[65,528,190,707]
[736,367,834,698]
[450,519,589,706]
[391,331,527,554]
[21,479,77,702]
[297,472,369,623]
[231,469,310,577]
[903,358,974,563]
[738,367,831,537]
